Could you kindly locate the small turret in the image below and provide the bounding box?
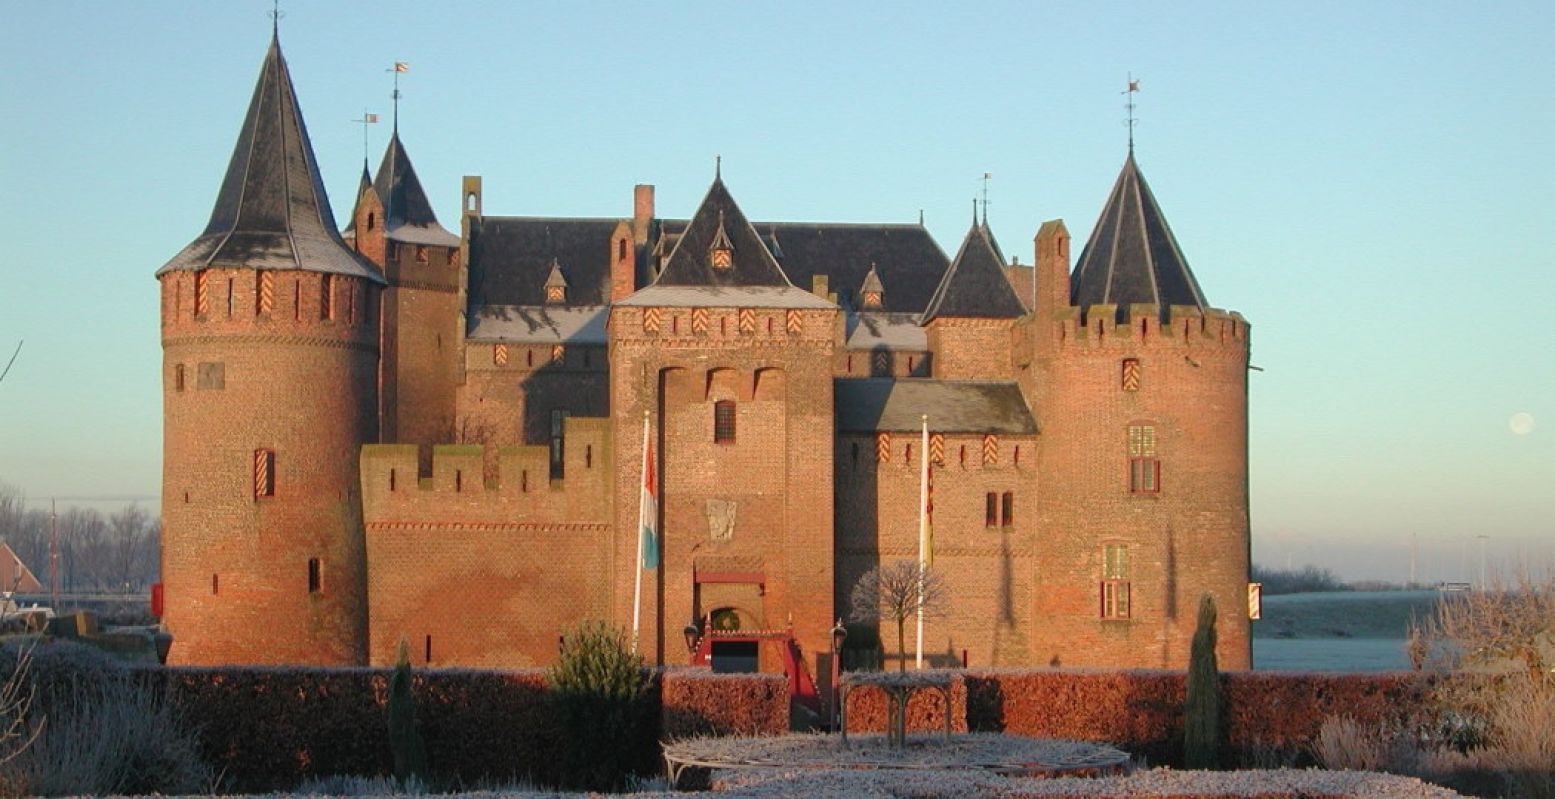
[859,265,884,310]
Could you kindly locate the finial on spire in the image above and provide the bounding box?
[1124,74,1140,153]
[269,0,283,37]
[715,154,722,180]
[980,172,992,226]
[388,61,409,133]
[971,198,978,226]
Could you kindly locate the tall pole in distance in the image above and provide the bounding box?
[916,415,928,669]
[632,411,651,654]
[1476,535,1488,591]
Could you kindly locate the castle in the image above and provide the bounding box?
[157,33,1252,679]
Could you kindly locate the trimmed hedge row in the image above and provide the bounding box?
[964,669,1440,766]
[150,666,782,791]
[661,671,788,739]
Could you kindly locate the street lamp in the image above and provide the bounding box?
[830,618,848,731]
[682,618,701,663]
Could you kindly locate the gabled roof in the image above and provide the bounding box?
[1071,152,1208,315]
[655,221,950,313]
[373,132,459,247]
[158,36,381,283]
[0,542,43,594]
[655,177,792,288]
[860,265,884,296]
[467,216,620,308]
[920,222,1026,322]
[835,379,1037,434]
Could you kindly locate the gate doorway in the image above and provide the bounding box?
[710,640,759,673]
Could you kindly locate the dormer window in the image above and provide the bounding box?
[544,260,568,304]
[709,210,735,270]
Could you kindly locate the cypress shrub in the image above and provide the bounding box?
[1184,594,1222,769]
[387,639,428,786]
[545,620,653,791]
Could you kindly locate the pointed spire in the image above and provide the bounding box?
[158,36,380,282]
[655,176,791,288]
[1070,152,1208,318]
[921,221,1025,323]
[371,131,458,245]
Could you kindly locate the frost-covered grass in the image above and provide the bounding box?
[663,732,1127,774]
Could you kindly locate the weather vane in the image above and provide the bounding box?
[1124,74,1140,152]
[351,110,380,165]
[388,61,409,132]
[269,0,284,35]
[980,172,992,225]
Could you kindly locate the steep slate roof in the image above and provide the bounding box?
[1071,152,1208,315]
[657,221,950,313]
[616,285,833,309]
[655,177,792,287]
[845,312,927,351]
[835,379,1037,434]
[373,132,459,247]
[467,217,620,307]
[468,305,607,344]
[158,36,381,283]
[920,222,1026,322]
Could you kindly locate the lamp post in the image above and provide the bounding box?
[683,618,701,665]
[830,618,848,731]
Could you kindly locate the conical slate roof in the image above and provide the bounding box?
[654,176,792,288]
[158,35,381,282]
[373,132,458,246]
[921,222,1026,323]
[1071,152,1206,314]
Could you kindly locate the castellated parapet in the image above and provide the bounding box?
[359,427,613,669]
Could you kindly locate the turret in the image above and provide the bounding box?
[156,33,382,665]
[920,219,1026,379]
[1031,151,1250,670]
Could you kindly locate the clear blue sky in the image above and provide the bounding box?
[2,2,1550,582]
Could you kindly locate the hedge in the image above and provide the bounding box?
[661,671,788,739]
[842,672,970,736]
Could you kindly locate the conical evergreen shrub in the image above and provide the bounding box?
[1184,594,1221,769]
[546,620,653,791]
[387,638,428,786]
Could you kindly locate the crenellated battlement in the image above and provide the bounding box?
[1047,302,1249,354]
[159,268,381,349]
[360,417,613,528]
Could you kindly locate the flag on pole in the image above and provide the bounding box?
[924,462,935,568]
[393,62,410,72]
[364,113,379,123]
[640,438,660,569]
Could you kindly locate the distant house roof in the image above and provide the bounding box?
[1071,151,1208,317]
[921,222,1026,323]
[467,305,607,344]
[157,35,381,283]
[844,312,927,351]
[835,379,1037,434]
[0,543,44,594]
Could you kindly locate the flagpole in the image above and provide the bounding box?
[916,415,928,669]
[632,410,649,654]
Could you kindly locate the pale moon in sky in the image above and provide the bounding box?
[1509,412,1535,435]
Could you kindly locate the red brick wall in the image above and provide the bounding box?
[160,268,379,665]
[360,428,613,667]
[835,430,1038,668]
[608,305,836,671]
[926,318,1014,379]
[1029,304,1251,669]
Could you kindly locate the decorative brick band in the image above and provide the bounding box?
[163,333,378,353]
[391,279,458,294]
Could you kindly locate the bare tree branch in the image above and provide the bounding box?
[849,559,949,671]
[0,340,21,385]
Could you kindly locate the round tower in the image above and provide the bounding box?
[1031,152,1251,670]
[156,34,384,665]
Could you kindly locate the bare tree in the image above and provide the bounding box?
[849,559,949,671]
[1415,567,1555,680]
